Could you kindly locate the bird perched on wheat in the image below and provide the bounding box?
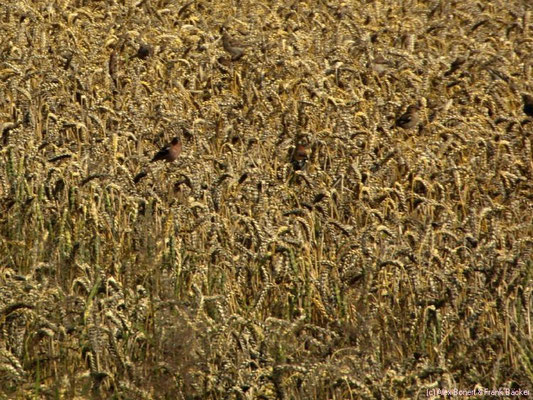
[369,54,393,76]
[151,137,182,163]
[522,93,533,117]
[133,136,182,184]
[290,136,309,171]
[134,43,153,60]
[221,27,246,61]
[396,104,421,130]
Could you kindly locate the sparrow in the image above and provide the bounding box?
[222,29,245,61]
[396,104,420,129]
[151,137,182,163]
[522,94,533,117]
[369,54,392,76]
[291,138,309,171]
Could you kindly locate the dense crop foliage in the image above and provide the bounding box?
[1,0,532,398]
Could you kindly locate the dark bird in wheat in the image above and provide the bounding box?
[396,104,420,130]
[134,43,153,60]
[222,30,245,61]
[522,94,533,117]
[151,137,182,163]
[291,139,309,171]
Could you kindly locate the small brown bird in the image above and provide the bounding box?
[151,137,182,163]
[369,55,392,76]
[291,139,309,171]
[396,104,420,129]
[522,94,533,117]
[222,30,245,61]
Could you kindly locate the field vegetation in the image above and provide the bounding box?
[1,0,532,398]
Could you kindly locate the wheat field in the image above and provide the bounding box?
[1,0,532,398]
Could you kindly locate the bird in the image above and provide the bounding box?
[444,56,466,76]
[134,43,153,60]
[369,54,392,76]
[151,137,182,163]
[221,29,245,61]
[133,171,147,184]
[290,138,309,171]
[396,104,420,129]
[522,93,533,117]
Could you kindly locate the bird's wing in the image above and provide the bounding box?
[151,145,170,161]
